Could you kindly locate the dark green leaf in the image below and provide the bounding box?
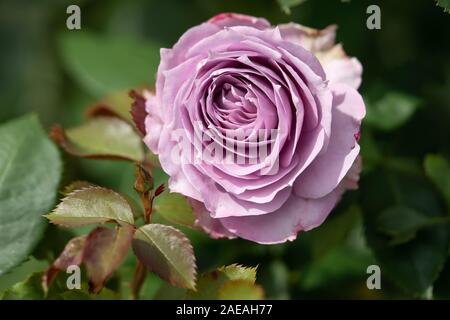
[301,246,373,291]
[276,0,307,14]
[0,114,62,275]
[424,154,450,205]
[361,169,449,296]
[309,205,362,259]
[376,206,438,245]
[435,0,450,13]
[434,260,450,298]
[365,92,421,131]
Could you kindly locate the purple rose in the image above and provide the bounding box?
[140,13,365,244]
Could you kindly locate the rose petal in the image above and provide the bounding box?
[279,23,337,52]
[189,199,236,239]
[220,191,340,244]
[294,83,365,199]
[220,154,363,244]
[208,13,271,30]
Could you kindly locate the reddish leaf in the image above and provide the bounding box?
[83,224,135,293]
[154,184,165,198]
[43,235,87,292]
[129,90,147,136]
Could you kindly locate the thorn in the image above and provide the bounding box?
[154,184,165,197]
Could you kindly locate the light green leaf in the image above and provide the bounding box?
[424,154,450,205]
[218,264,257,284]
[45,186,135,227]
[218,280,264,300]
[1,273,45,300]
[154,191,196,228]
[435,0,450,13]
[365,92,421,131]
[87,90,135,123]
[51,117,144,162]
[276,0,307,14]
[59,32,160,97]
[186,264,259,300]
[132,224,197,290]
[61,181,95,196]
[0,114,62,276]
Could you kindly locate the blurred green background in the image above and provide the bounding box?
[1,0,449,299]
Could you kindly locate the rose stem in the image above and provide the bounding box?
[130,163,154,299]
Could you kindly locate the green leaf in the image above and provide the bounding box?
[83,225,135,293]
[51,117,144,162]
[301,246,373,291]
[59,32,160,97]
[1,273,45,300]
[154,191,196,228]
[186,264,259,300]
[63,181,142,220]
[0,257,48,294]
[361,169,449,296]
[86,90,135,124]
[61,181,95,196]
[218,280,264,300]
[424,154,450,205]
[59,287,119,300]
[218,264,257,283]
[1,271,119,300]
[434,260,450,298]
[365,92,421,131]
[0,114,62,276]
[276,0,307,14]
[376,206,438,245]
[132,224,197,290]
[435,0,450,13]
[309,205,362,259]
[45,186,135,227]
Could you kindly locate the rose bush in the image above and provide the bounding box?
[138,13,365,244]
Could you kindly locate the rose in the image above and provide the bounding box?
[137,13,365,244]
